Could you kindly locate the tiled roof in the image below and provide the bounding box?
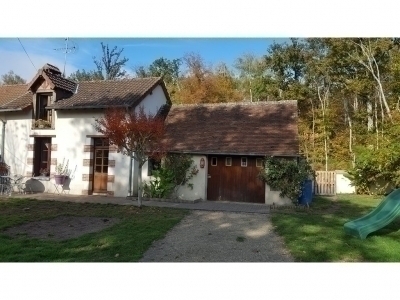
[44,70,77,93]
[0,84,32,110]
[163,101,299,156]
[0,67,167,111]
[26,64,77,94]
[48,77,164,109]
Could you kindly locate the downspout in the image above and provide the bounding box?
[0,118,5,163]
[128,155,133,197]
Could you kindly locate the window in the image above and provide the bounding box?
[33,137,51,176]
[211,157,217,166]
[225,157,232,166]
[256,158,263,168]
[34,94,52,129]
[241,157,247,167]
[148,158,161,176]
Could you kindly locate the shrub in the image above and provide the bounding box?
[143,153,199,199]
[258,156,315,202]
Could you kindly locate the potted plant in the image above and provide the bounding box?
[39,167,49,177]
[54,158,71,185]
[33,119,52,129]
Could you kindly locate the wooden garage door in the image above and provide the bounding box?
[207,155,265,203]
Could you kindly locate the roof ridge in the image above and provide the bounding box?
[76,77,162,83]
[172,100,298,107]
[0,83,28,87]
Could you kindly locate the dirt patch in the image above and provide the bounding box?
[2,216,120,241]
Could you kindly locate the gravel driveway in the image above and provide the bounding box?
[140,211,293,262]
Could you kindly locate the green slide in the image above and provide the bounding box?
[344,188,400,239]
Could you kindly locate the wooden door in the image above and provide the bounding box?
[93,138,109,193]
[207,155,265,203]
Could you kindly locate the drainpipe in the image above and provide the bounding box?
[0,119,5,163]
[128,155,133,197]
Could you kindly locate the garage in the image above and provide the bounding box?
[207,155,265,203]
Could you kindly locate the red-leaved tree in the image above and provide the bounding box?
[94,106,165,207]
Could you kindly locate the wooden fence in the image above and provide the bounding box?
[314,171,336,195]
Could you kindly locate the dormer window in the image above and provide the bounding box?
[33,94,52,129]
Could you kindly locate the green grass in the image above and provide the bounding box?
[270,194,400,262]
[0,198,188,262]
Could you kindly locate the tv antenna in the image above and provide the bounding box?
[54,38,78,77]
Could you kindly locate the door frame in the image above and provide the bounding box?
[92,138,109,193]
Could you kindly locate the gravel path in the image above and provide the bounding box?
[140,211,293,262]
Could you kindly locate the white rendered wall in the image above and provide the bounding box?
[265,184,293,205]
[0,110,32,176]
[175,155,207,201]
[55,109,131,197]
[135,85,168,115]
[335,171,356,194]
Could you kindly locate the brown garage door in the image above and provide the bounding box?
[207,155,265,203]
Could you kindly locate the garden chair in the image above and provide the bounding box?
[0,162,11,196]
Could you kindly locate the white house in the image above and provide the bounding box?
[0,63,170,197]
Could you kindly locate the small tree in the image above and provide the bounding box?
[93,42,129,80]
[94,106,165,207]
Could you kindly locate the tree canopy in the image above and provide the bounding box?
[1,71,26,85]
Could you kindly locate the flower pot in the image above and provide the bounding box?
[54,175,66,185]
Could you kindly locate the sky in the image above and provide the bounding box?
[0,38,285,80]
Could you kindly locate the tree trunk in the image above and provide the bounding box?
[318,86,329,172]
[367,97,373,131]
[375,95,379,150]
[344,97,354,168]
[378,90,384,139]
[309,99,316,166]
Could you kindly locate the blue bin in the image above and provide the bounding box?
[298,180,313,205]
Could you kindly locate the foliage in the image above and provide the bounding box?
[134,57,181,85]
[1,70,26,85]
[259,157,315,202]
[143,153,199,199]
[94,106,165,167]
[94,106,166,206]
[0,198,187,262]
[164,153,199,193]
[55,158,72,176]
[346,113,400,195]
[174,53,242,104]
[143,168,175,198]
[68,69,104,81]
[33,119,51,128]
[39,168,49,176]
[93,42,129,80]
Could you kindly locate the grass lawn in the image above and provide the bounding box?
[270,194,400,262]
[0,197,188,262]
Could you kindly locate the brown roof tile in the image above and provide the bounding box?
[48,77,164,109]
[0,84,32,110]
[0,70,167,111]
[163,101,299,156]
[44,70,77,93]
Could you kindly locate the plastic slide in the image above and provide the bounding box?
[343,188,400,239]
